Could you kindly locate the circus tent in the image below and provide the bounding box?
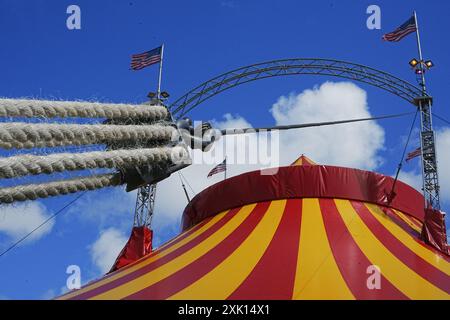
[59,155,450,300]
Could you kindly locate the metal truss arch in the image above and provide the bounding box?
[170,58,423,118]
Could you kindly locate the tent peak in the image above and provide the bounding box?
[290,154,317,166]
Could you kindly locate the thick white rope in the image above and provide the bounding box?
[0,173,122,204]
[0,122,176,149]
[0,146,188,179]
[0,98,168,120]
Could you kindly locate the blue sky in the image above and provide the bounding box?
[0,0,450,299]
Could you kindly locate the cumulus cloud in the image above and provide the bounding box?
[73,82,389,250]
[152,112,278,233]
[397,170,422,192]
[270,81,385,169]
[154,126,267,229]
[90,228,128,274]
[0,201,53,243]
[211,113,252,130]
[153,82,386,232]
[40,289,56,300]
[436,128,450,203]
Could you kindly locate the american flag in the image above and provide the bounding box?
[382,16,417,42]
[207,158,227,178]
[406,147,421,162]
[130,46,162,70]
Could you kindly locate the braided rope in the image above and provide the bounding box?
[0,146,188,179]
[0,98,168,120]
[0,173,122,204]
[0,122,176,149]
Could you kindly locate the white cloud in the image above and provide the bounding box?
[436,128,450,203]
[60,285,69,296]
[0,201,53,243]
[153,113,275,230]
[152,82,388,234]
[40,289,56,300]
[397,170,422,192]
[90,228,128,274]
[270,81,385,169]
[400,127,450,204]
[154,147,264,228]
[72,82,389,254]
[211,113,252,130]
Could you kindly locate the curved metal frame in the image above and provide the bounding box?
[168,59,442,210]
[170,58,423,118]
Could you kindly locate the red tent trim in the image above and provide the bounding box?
[182,165,425,230]
[109,226,153,273]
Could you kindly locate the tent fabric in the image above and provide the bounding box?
[182,165,425,230]
[421,208,450,255]
[59,198,450,300]
[109,226,153,273]
[59,157,449,300]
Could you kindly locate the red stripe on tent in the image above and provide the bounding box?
[385,208,421,238]
[228,199,302,299]
[320,199,408,299]
[70,207,242,300]
[155,216,212,254]
[395,210,423,231]
[124,202,271,299]
[381,208,450,262]
[352,201,450,293]
[61,217,213,298]
[388,205,450,262]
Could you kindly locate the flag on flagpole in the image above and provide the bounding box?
[130,46,162,70]
[406,147,421,162]
[207,158,227,178]
[382,16,417,42]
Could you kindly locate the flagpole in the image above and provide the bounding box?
[178,172,191,203]
[413,11,427,93]
[413,10,428,207]
[224,156,227,181]
[157,44,165,99]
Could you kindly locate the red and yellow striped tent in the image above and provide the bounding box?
[60,157,450,300]
[291,154,316,166]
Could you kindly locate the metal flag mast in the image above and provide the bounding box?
[157,44,165,99]
[224,156,227,180]
[412,11,441,210]
[134,44,165,229]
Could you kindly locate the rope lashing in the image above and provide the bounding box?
[0,122,176,149]
[0,98,189,204]
[0,173,122,204]
[0,146,189,179]
[0,98,168,120]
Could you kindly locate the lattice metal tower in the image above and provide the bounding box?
[133,183,157,227]
[413,11,440,210]
[417,95,440,209]
[132,97,163,228]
